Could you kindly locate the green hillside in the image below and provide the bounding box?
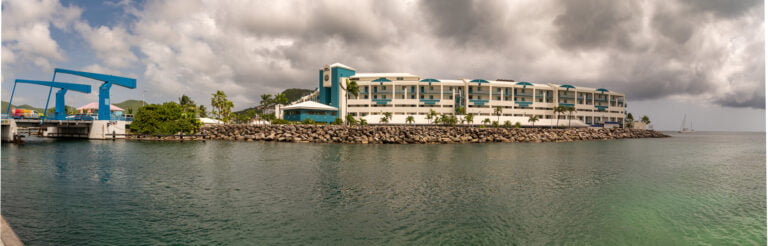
[1,101,45,113]
[234,88,314,115]
[114,100,148,114]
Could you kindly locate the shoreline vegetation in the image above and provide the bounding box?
[127,125,669,144]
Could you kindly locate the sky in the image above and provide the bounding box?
[1,0,765,131]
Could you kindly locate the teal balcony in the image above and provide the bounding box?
[420,99,440,105]
[515,93,533,97]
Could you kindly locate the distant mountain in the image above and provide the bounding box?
[234,88,314,115]
[114,100,148,114]
[1,101,45,113]
[2,101,78,114]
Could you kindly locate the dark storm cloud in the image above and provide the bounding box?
[553,0,642,50]
[418,0,508,46]
[679,0,763,18]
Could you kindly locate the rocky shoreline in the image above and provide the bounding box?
[190,124,669,144]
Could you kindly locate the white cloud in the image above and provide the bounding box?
[74,22,138,68]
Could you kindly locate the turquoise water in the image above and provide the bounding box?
[1,132,765,245]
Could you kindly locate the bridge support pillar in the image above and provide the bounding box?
[1,119,18,142]
[88,120,126,139]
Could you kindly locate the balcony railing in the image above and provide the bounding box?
[514,93,533,97]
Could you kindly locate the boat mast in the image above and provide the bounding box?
[680,114,687,131]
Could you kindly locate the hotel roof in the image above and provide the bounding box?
[282,101,339,111]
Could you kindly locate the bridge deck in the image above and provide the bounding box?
[4,119,94,127]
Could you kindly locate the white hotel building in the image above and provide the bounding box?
[282,63,627,127]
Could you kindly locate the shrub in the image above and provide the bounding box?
[302,118,316,124]
[503,120,512,128]
[360,119,368,125]
[514,121,522,128]
[131,102,202,134]
[492,121,499,128]
[271,119,290,124]
[334,118,344,125]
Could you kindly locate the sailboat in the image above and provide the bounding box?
[678,114,694,133]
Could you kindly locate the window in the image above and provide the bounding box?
[330,112,336,116]
[382,86,386,90]
[396,77,404,80]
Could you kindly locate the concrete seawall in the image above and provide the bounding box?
[200,124,669,144]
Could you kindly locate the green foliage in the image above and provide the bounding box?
[482,118,491,126]
[641,115,651,124]
[130,102,202,134]
[406,115,415,124]
[271,119,290,124]
[274,93,290,105]
[198,105,208,118]
[380,116,389,124]
[514,121,522,128]
[346,114,358,125]
[260,113,276,121]
[114,100,149,115]
[528,115,539,127]
[504,120,512,128]
[302,118,316,124]
[492,121,499,128]
[456,107,466,115]
[211,90,234,123]
[464,114,474,125]
[426,109,438,124]
[334,118,344,125]
[359,119,368,125]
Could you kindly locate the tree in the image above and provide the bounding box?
[457,106,466,115]
[553,105,566,128]
[625,113,635,128]
[492,121,499,128]
[380,116,389,124]
[198,105,208,118]
[482,118,491,126]
[359,119,368,125]
[641,115,651,125]
[567,106,575,128]
[504,120,512,128]
[342,78,360,125]
[426,109,437,124]
[406,115,415,125]
[384,112,393,123]
[464,113,474,125]
[514,121,522,128]
[274,93,289,105]
[260,113,276,121]
[494,106,503,123]
[528,115,539,127]
[345,114,358,125]
[131,102,202,134]
[179,94,198,117]
[260,94,273,107]
[211,90,234,123]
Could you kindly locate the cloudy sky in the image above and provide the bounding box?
[1,0,765,131]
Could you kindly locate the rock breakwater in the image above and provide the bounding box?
[200,125,669,144]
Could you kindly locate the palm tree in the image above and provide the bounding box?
[528,115,539,127]
[457,106,466,115]
[384,112,393,123]
[274,93,289,105]
[345,114,357,125]
[553,105,566,128]
[380,116,389,124]
[625,113,635,128]
[406,115,415,125]
[426,109,437,124]
[567,106,575,128]
[260,94,273,107]
[641,115,650,125]
[341,78,360,125]
[494,106,502,123]
[464,113,474,125]
[482,118,491,126]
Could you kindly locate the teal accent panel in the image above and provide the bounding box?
[284,109,338,123]
[330,67,356,112]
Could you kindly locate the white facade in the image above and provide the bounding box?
[340,74,626,127]
[283,63,628,127]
